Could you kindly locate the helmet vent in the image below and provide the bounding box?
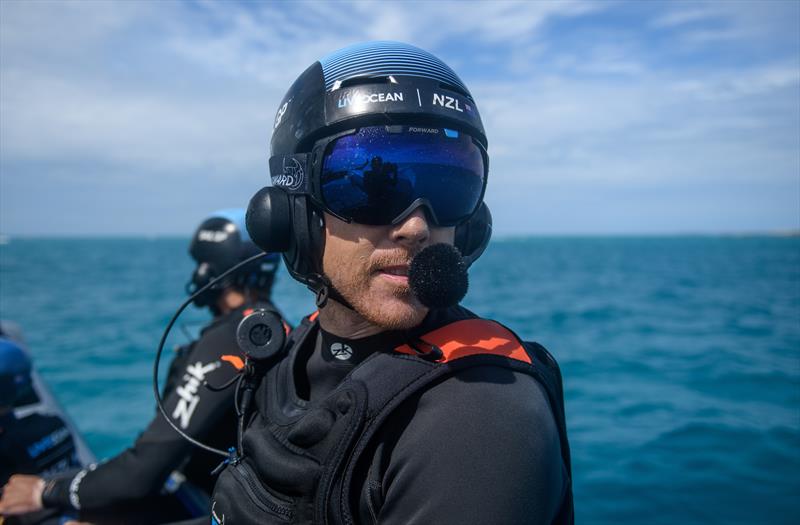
[334,75,393,91]
[319,41,470,96]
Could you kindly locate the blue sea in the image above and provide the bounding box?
[1,237,798,524]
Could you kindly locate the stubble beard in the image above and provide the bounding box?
[358,283,427,331]
[327,252,428,331]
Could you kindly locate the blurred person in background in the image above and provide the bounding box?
[0,209,284,524]
[0,331,82,525]
[0,336,80,485]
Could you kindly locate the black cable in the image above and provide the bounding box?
[236,374,258,458]
[237,398,247,457]
[153,251,268,458]
[234,372,246,417]
[204,373,242,392]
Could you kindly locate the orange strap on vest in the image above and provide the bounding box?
[395,319,532,364]
[221,354,245,371]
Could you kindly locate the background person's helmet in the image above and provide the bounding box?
[0,338,33,408]
[247,41,492,294]
[187,209,280,309]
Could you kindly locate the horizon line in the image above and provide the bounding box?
[2,230,799,241]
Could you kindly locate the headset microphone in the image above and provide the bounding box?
[408,243,469,309]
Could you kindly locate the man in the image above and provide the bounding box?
[210,41,573,524]
[0,209,283,524]
[1,335,84,525]
[0,337,80,486]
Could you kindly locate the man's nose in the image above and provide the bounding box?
[390,208,431,248]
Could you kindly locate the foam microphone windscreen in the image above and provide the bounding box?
[409,243,469,309]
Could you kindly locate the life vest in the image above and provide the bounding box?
[210,313,574,524]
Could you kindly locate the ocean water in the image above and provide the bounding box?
[1,237,798,524]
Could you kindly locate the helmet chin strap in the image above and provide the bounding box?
[309,273,356,312]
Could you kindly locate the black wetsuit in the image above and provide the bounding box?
[0,412,79,486]
[210,305,573,524]
[40,302,280,524]
[1,412,82,525]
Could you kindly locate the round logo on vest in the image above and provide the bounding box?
[329,342,353,361]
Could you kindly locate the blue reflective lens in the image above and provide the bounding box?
[320,126,485,226]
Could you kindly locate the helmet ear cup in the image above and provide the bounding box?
[246,187,292,253]
[454,202,492,267]
[246,187,325,287]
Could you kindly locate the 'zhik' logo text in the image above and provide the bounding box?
[172,361,221,429]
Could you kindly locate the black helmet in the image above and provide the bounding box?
[271,40,487,155]
[247,41,492,294]
[187,209,280,309]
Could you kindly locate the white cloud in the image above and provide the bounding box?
[161,0,605,79]
[651,0,800,50]
[0,67,272,176]
[650,5,720,29]
[668,64,800,101]
[0,0,143,52]
[475,57,799,196]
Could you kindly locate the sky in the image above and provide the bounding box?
[1,0,798,237]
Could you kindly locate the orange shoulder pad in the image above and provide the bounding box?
[395,319,532,364]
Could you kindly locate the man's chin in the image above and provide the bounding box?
[358,295,428,331]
